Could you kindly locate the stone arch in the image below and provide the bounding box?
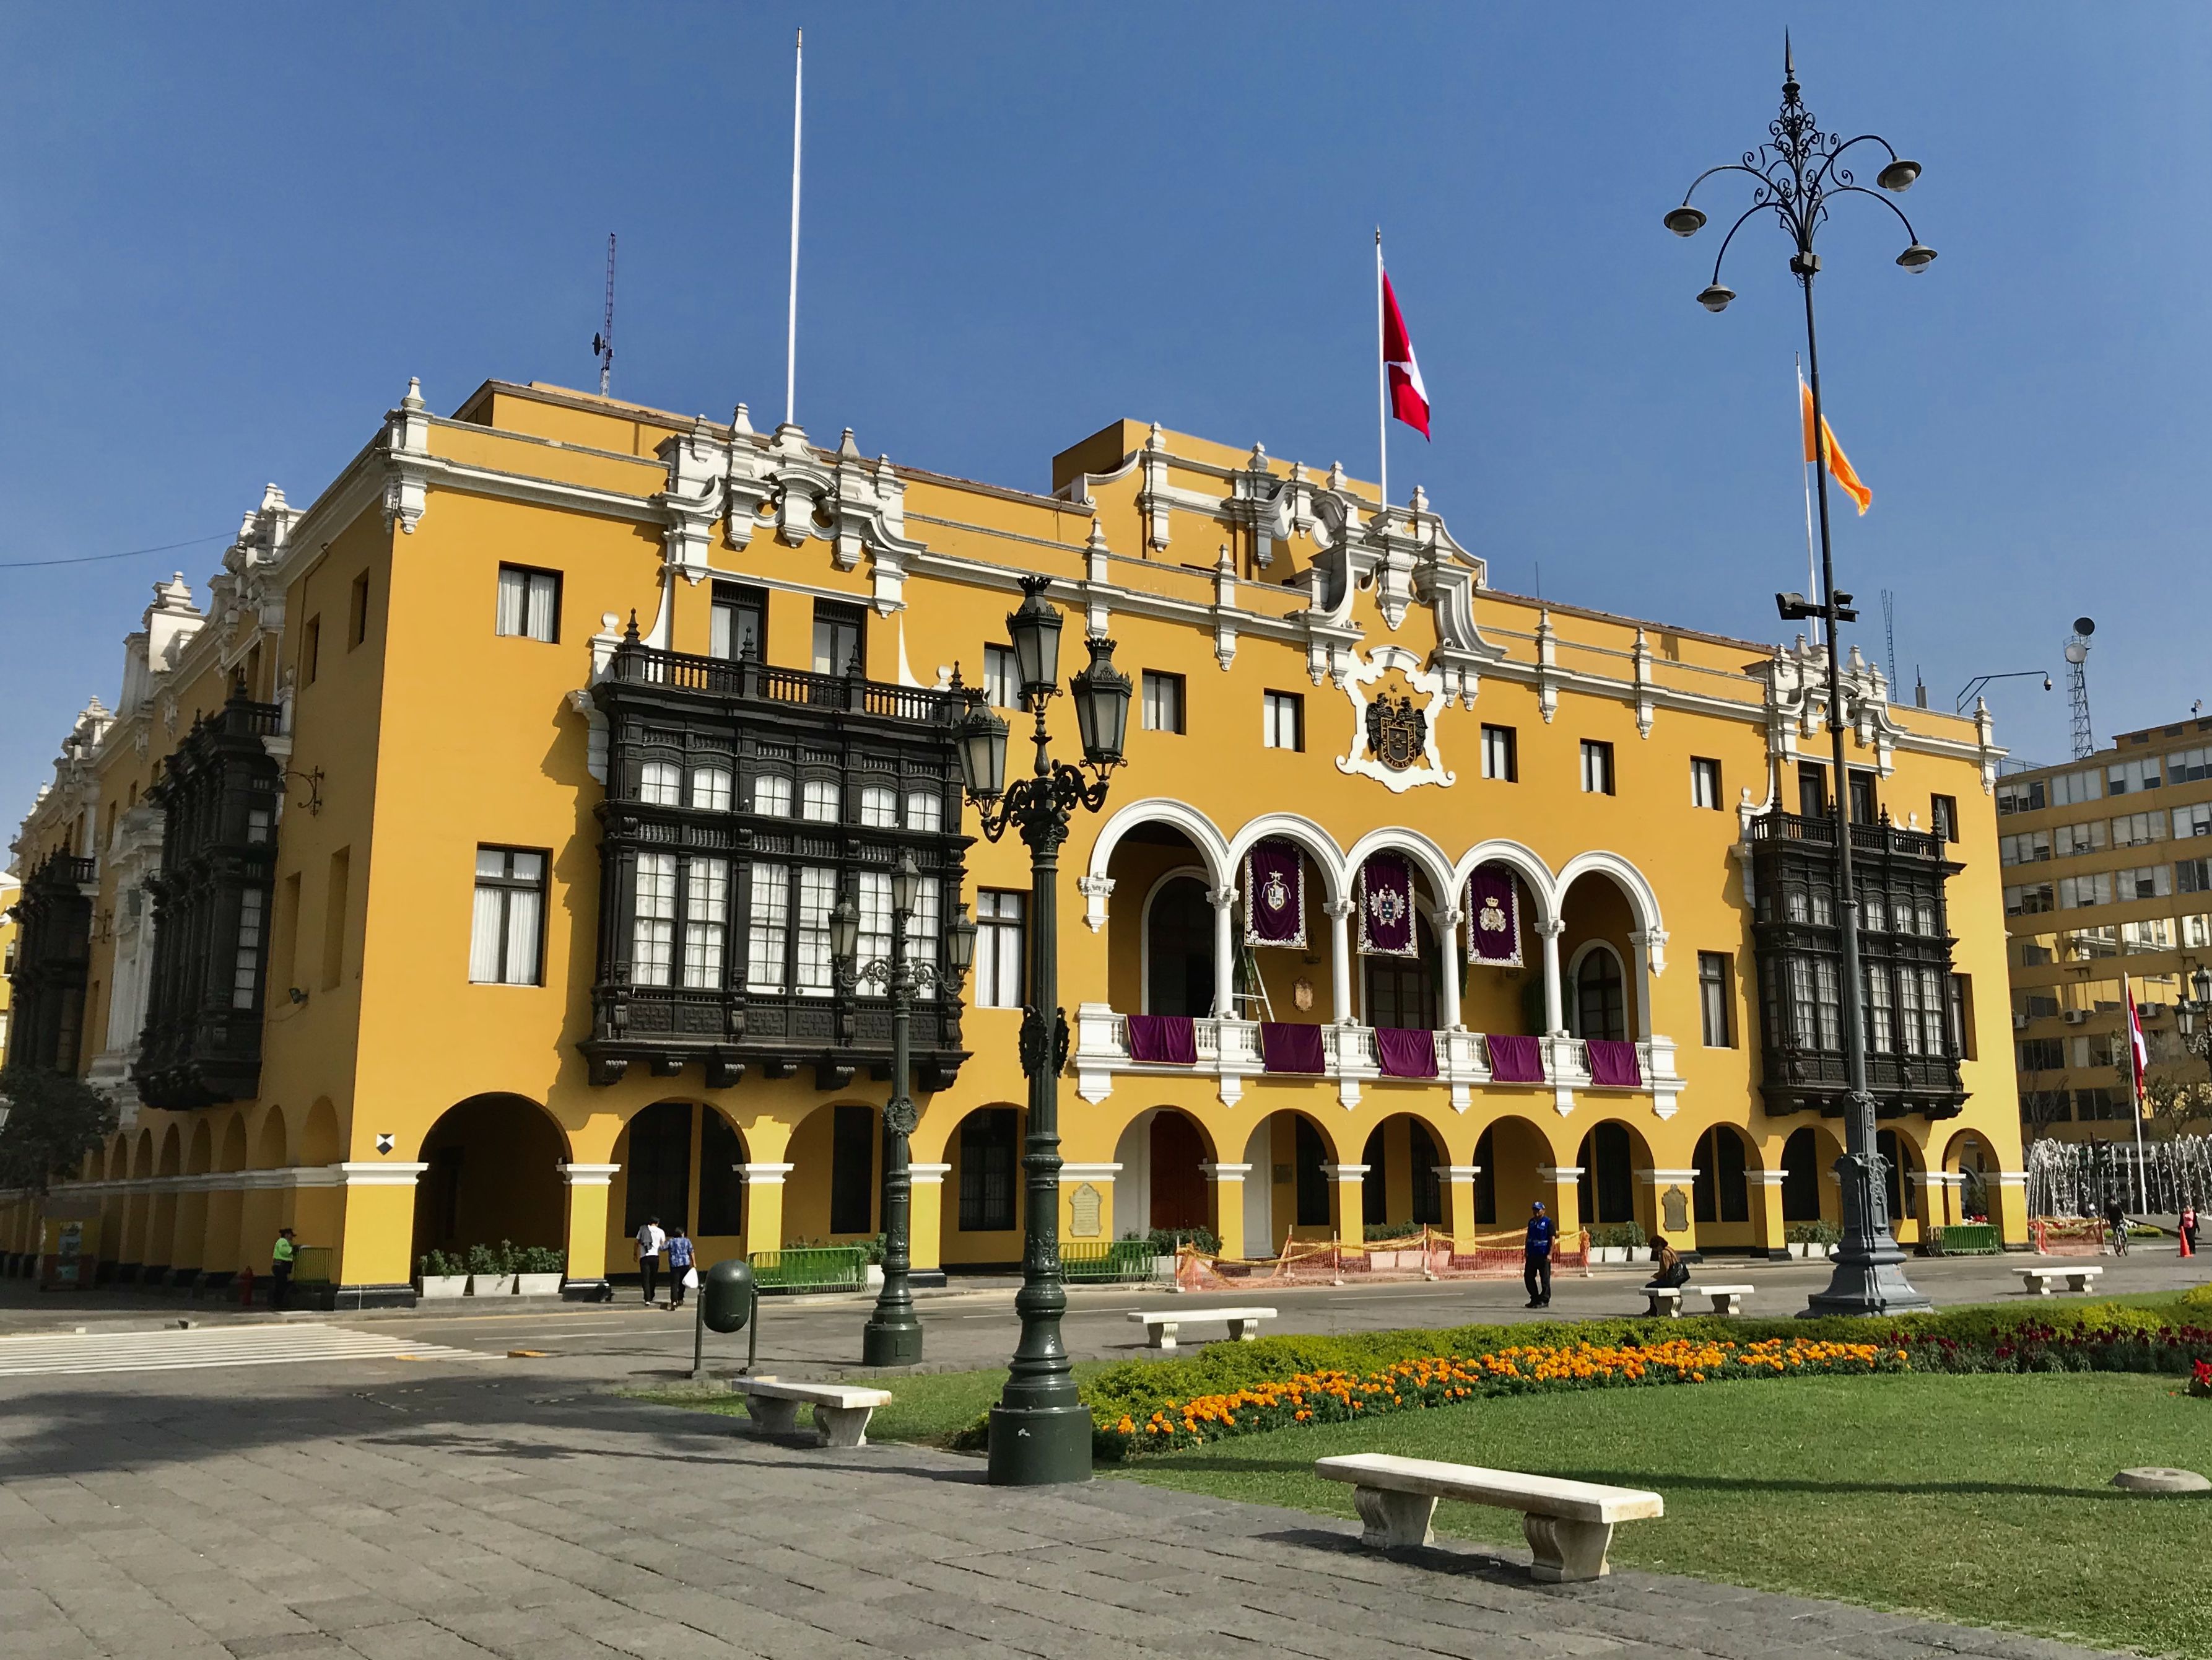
[1692,1122,1757,1230]
[185,1118,214,1176]
[1565,938,1631,1042]
[1223,813,1351,907]
[254,1105,288,1169]
[1943,1127,1998,1223]
[1878,1125,1926,1231]
[1359,1111,1450,1231]
[1575,1116,1656,1233]
[131,1127,155,1178]
[940,1102,1025,1268]
[105,1136,126,1181]
[216,1114,249,1173]
[1083,797,1232,919]
[1343,827,1458,917]
[298,1098,341,1166]
[413,1093,571,1262]
[1451,841,1562,930]
[1109,1106,1217,1238]
[1244,1106,1345,1253]
[1559,863,1655,1042]
[695,1105,750,1244]
[775,1098,882,1243]
[1473,1111,1557,1232]
[1554,850,1664,941]
[1139,865,1216,1017]
[1780,1124,1845,1225]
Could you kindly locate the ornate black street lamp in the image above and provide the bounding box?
[2175,966,2212,1068]
[831,850,977,1368]
[1667,39,1935,1316]
[954,573,1131,1485]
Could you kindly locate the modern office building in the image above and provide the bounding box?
[2000,720,2212,1145]
[1,377,2027,1302]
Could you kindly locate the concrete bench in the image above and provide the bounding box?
[1126,1306,1276,1350]
[1643,1283,1753,1317]
[1317,1453,1663,1583]
[731,1376,893,1448]
[2018,1264,2104,1296]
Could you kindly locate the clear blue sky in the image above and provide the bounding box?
[3,4,2207,832]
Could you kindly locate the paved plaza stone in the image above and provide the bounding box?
[0,1358,2111,1660]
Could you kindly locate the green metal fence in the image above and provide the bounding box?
[291,1246,336,1285]
[1927,1223,2001,1256]
[1062,1239,1159,1284]
[747,1246,866,1293]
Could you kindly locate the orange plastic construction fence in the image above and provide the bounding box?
[1171,1225,1589,1291]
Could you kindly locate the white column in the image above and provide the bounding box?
[1209,885,1239,1018]
[1435,904,1463,1030]
[1326,897,1356,1024]
[908,1163,951,1188]
[1626,929,1664,1041]
[1539,918,1567,1036]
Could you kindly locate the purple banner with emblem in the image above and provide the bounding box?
[1242,841,1307,948]
[1465,865,1522,966]
[1358,853,1417,958]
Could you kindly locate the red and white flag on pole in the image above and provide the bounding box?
[2123,974,2149,1101]
[1381,269,1430,439]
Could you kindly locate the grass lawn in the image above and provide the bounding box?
[1126,1372,2212,1658]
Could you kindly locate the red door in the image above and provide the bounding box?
[1149,1112,1209,1231]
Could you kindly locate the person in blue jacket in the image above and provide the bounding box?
[1524,1200,1555,1309]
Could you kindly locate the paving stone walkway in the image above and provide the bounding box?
[0,1364,2104,1660]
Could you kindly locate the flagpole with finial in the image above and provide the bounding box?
[1375,228,1388,520]
[786,27,803,428]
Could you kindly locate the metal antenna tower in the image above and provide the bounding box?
[2065,616,2096,759]
[592,234,616,396]
[1880,588,1896,688]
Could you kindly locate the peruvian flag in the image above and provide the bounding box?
[1382,269,1430,438]
[2123,974,2149,1103]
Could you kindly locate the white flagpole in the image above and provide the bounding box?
[2127,972,2149,1213]
[785,27,803,428]
[1796,356,1817,598]
[1376,229,1388,520]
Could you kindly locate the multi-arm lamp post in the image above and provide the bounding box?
[953,573,1132,1485]
[830,849,977,1368]
[1666,40,1936,1316]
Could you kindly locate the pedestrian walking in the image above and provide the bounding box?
[270,1228,297,1309]
[635,1215,667,1306]
[666,1227,695,1309]
[1523,1200,1555,1309]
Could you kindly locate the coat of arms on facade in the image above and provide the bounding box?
[1364,694,1427,772]
[1261,868,1292,915]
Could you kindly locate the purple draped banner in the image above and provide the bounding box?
[1260,1021,1326,1074]
[1465,865,1522,966]
[1242,840,1307,948]
[1358,853,1417,957]
[1485,1033,1545,1083]
[1587,1038,1643,1088]
[1126,1015,1198,1065]
[1375,1026,1438,1080]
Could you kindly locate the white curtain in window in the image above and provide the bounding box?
[801,779,839,823]
[496,567,528,636]
[752,775,792,817]
[692,767,733,811]
[470,873,506,984]
[746,863,789,992]
[232,888,264,1009]
[524,570,557,642]
[640,762,682,806]
[504,855,543,985]
[796,866,838,994]
[907,876,941,1000]
[904,788,943,831]
[860,787,897,828]
[856,872,893,992]
[684,859,728,989]
[634,854,677,987]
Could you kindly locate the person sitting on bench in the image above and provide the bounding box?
[1645,1233,1690,1291]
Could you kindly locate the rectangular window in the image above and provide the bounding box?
[632,854,677,988]
[639,761,681,806]
[959,1108,1019,1232]
[1996,778,2046,816]
[2112,810,2167,847]
[906,876,941,999]
[1262,690,1304,751]
[2058,872,2114,909]
[811,600,866,676]
[682,858,728,989]
[855,872,894,992]
[304,616,320,685]
[1697,951,1733,1047]
[904,788,943,831]
[1481,723,1517,782]
[800,779,840,823]
[2180,857,2212,894]
[858,785,898,828]
[1898,969,1926,1055]
[348,570,370,647]
[1580,740,1615,796]
[745,863,789,992]
[231,888,265,1010]
[2171,745,2212,784]
[1798,761,1828,818]
[1813,958,1842,1049]
[1848,769,1878,826]
[830,1104,876,1235]
[1930,793,1959,843]
[751,775,793,818]
[2109,756,2163,796]
[983,644,1021,710]
[495,565,560,642]
[2118,864,2171,901]
[710,582,767,661]
[690,766,733,811]
[321,847,350,991]
[2177,802,2212,839]
[1690,758,1722,811]
[795,865,838,995]
[1865,964,1894,1053]
[2019,1037,2066,1072]
[1142,671,1186,734]
[2000,831,2052,867]
[469,847,546,985]
[973,889,1025,1010]
[2050,767,2101,807]
[2056,819,2106,857]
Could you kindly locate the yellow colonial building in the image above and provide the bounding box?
[1,377,2026,1303]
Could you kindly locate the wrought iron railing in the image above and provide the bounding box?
[747,1245,866,1293]
[1062,1239,1159,1283]
[607,640,965,724]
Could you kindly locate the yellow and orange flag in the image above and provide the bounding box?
[1800,371,1871,515]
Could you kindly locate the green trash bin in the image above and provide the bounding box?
[694,1259,758,1377]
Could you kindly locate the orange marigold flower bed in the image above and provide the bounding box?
[1099,1337,1907,1459]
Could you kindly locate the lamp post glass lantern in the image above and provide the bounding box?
[1668,38,1933,1316]
[832,852,971,1368]
[957,574,1127,1485]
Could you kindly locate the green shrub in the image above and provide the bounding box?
[1130,1226,1218,1256]
[1589,1222,1647,1249]
[418,1249,463,1278]
[514,1244,565,1275]
[1786,1221,1842,1245]
[463,1243,500,1276]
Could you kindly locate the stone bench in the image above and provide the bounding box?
[1643,1283,1753,1317]
[731,1376,893,1448]
[1316,1453,1663,1583]
[1126,1306,1276,1350]
[2018,1264,2104,1296]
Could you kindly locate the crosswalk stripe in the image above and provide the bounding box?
[0,1325,486,1376]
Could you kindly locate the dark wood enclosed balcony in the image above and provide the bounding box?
[4,850,98,1073]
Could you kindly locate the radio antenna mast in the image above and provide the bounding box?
[592,234,616,396]
[2065,618,2096,759]
[1880,588,1897,689]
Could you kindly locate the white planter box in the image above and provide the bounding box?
[1627,1247,1652,1264]
[862,1264,884,1293]
[1593,1246,1626,1265]
[514,1272,563,1296]
[469,1273,516,1297]
[418,1275,468,1299]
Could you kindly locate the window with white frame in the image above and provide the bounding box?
[2171,745,2212,784]
[1690,757,1722,810]
[470,847,546,986]
[2050,768,2101,807]
[795,865,839,994]
[1996,779,2047,815]
[1580,740,1615,795]
[856,872,895,985]
[2005,881,2055,916]
[1697,951,1732,1047]
[859,785,899,828]
[232,888,265,1010]
[1262,690,1304,751]
[801,779,839,823]
[904,788,943,831]
[2118,863,2171,901]
[2112,810,2166,847]
[1930,794,1959,844]
[905,875,941,999]
[745,863,790,992]
[2109,756,2163,796]
[2121,917,2174,953]
[983,644,1020,710]
[1999,831,2051,866]
[682,859,728,989]
[690,765,733,811]
[2056,819,2107,857]
[640,761,681,806]
[2058,872,2113,909]
[2180,856,2212,894]
[751,775,793,817]
[632,854,677,987]
[495,565,560,642]
[973,889,1024,1009]
[2185,913,2212,949]
[1142,671,1185,734]
[2177,802,2212,839]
